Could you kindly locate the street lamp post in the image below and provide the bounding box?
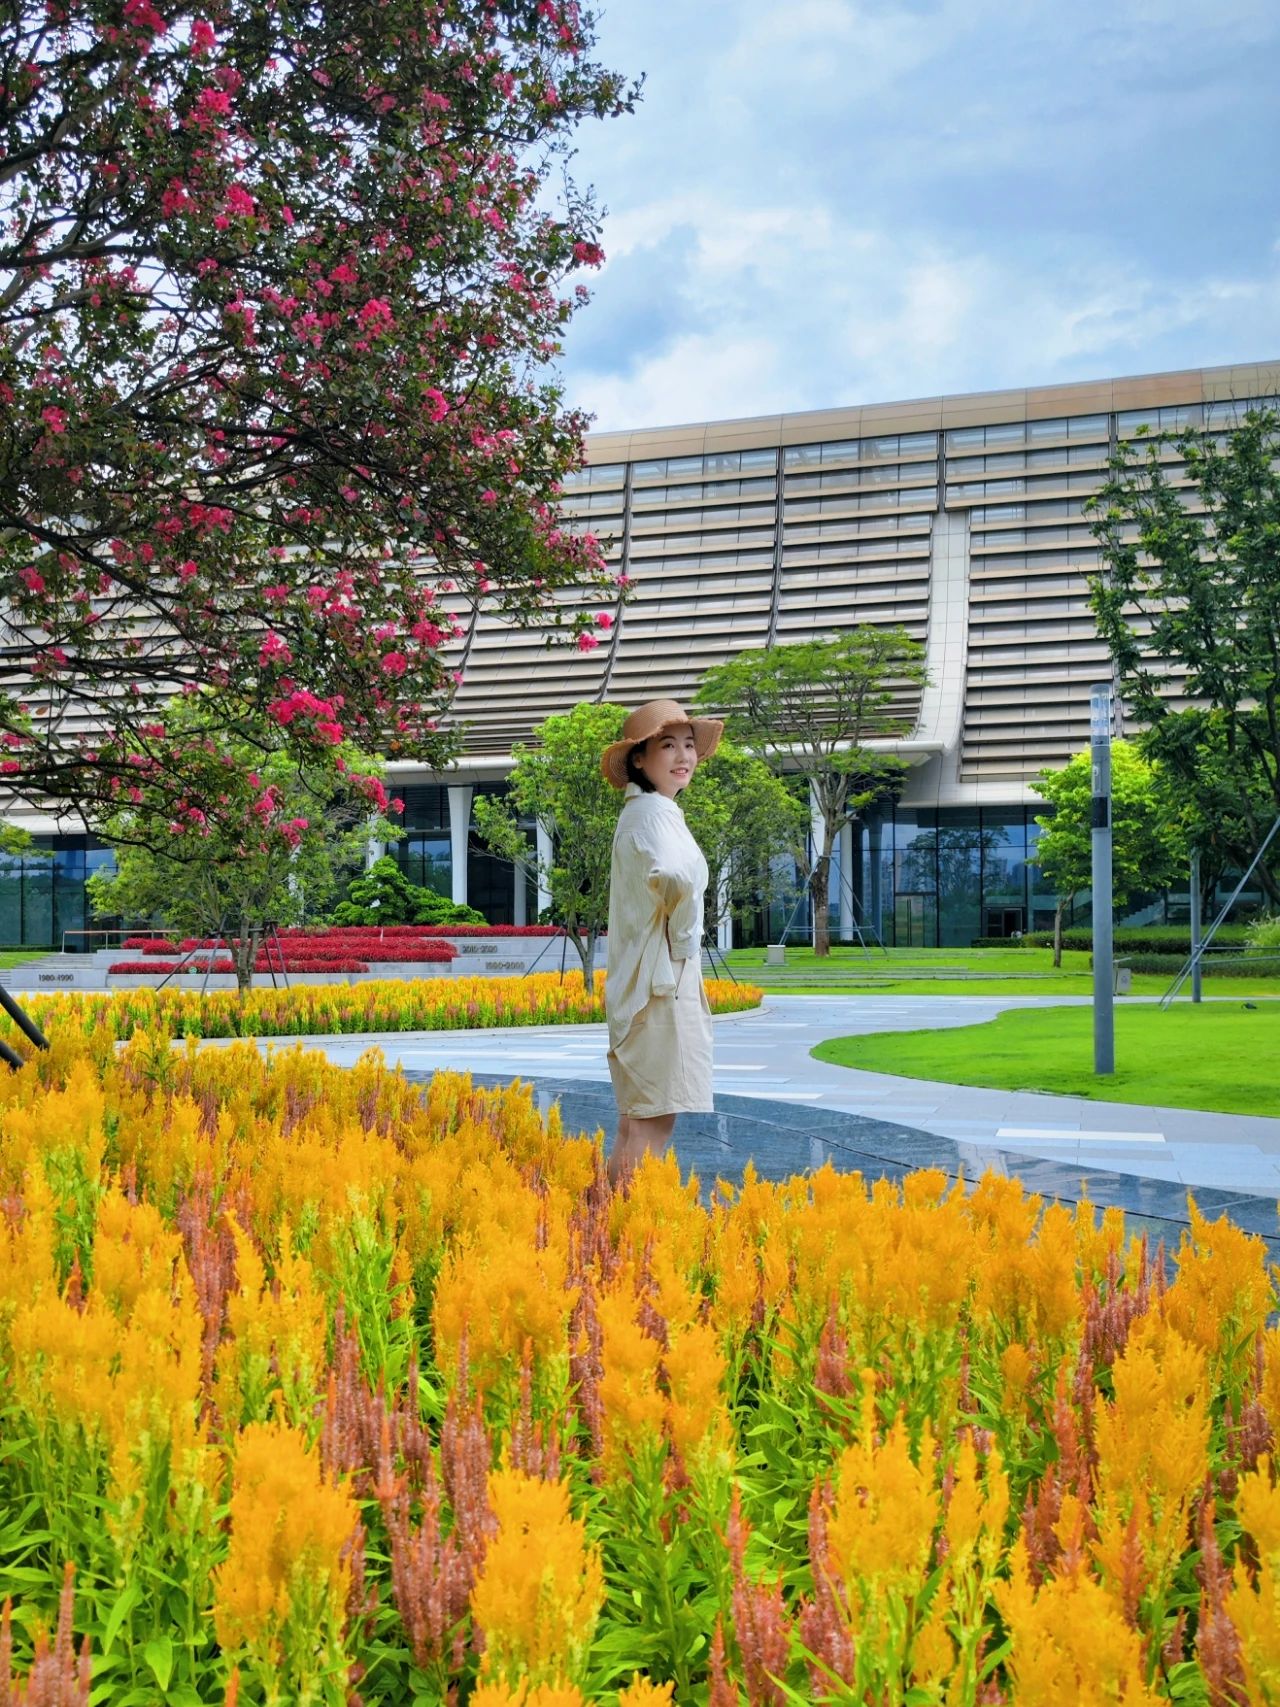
[1091,684,1115,1075]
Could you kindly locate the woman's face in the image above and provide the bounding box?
[634,725,699,798]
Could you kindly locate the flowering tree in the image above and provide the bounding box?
[86,696,402,991]
[0,0,632,829]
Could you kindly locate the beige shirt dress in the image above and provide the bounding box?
[605,783,715,1118]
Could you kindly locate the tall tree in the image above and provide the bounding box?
[694,628,926,955]
[1030,740,1185,966]
[1089,408,1280,902]
[471,700,623,982]
[0,0,633,829]
[679,739,807,943]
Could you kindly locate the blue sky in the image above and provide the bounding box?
[556,0,1280,431]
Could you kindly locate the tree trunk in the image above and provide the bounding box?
[811,854,831,958]
[582,929,597,988]
[1053,898,1067,969]
[234,920,256,998]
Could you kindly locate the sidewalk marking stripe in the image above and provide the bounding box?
[997,1127,1165,1144]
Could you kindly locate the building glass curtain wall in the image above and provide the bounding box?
[0,839,116,950]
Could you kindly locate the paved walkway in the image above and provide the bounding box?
[263,993,1280,1201]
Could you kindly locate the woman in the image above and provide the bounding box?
[600,698,723,1184]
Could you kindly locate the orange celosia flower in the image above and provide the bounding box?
[470,1467,603,1687]
[213,1419,359,1658]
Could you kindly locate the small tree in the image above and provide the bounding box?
[330,856,483,927]
[1030,741,1186,966]
[87,701,397,992]
[1089,408,1280,903]
[695,629,927,955]
[679,740,808,943]
[471,702,624,983]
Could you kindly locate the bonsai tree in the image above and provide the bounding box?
[330,857,483,927]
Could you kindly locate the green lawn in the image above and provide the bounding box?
[810,1003,1280,1116]
[721,945,1280,999]
[0,951,39,968]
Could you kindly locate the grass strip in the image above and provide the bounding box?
[811,1001,1280,1116]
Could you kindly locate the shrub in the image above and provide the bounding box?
[1246,913,1280,952]
[329,856,485,927]
[1024,925,1251,955]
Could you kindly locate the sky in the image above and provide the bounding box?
[555,0,1280,432]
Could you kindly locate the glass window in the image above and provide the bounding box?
[0,854,21,945]
[936,811,983,947]
[22,858,53,948]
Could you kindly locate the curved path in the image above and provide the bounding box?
[280,993,1280,1251]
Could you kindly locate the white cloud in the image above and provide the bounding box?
[558,0,1280,429]
[565,190,1280,429]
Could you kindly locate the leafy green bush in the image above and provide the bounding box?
[1245,914,1280,952]
[1110,952,1280,978]
[971,936,1028,949]
[329,856,485,927]
[1024,925,1250,955]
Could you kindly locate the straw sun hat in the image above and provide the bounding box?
[600,699,724,789]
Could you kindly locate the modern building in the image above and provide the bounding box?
[4,359,1278,949]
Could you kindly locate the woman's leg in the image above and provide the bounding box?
[608,1113,677,1185]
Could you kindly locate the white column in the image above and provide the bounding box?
[535,818,553,917]
[447,785,473,906]
[364,818,386,871]
[839,820,854,941]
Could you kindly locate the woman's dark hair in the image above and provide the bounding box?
[624,743,656,792]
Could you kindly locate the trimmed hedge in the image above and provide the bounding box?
[1024,926,1251,955]
[1108,952,1280,978]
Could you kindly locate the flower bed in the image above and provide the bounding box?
[0,1024,1272,1704]
[16,974,762,1040]
[107,958,236,974]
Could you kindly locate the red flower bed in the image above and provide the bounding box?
[253,956,370,973]
[120,937,181,953]
[109,959,235,974]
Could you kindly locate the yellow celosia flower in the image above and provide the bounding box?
[433,1220,577,1394]
[1093,1318,1209,1596]
[617,1678,675,1705]
[1230,1458,1280,1699]
[470,1468,603,1688]
[213,1420,358,1657]
[664,1319,731,1466]
[997,1540,1163,1705]
[597,1289,665,1476]
[945,1435,1009,1575]
[826,1401,940,1604]
[470,1682,586,1707]
[217,1218,328,1425]
[1163,1198,1275,1359]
